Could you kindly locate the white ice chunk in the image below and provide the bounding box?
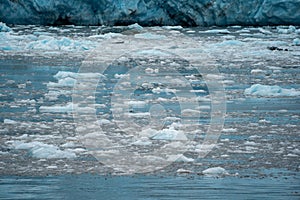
[175,155,195,162]
[151,125,187,141]
[39,102,73,113]
[127,100,146,108]
[131,137,152,146]
[217,40,244,46]
[177,168,193,174]
[222,128,237,133]
[128,23,143,31]
[251,69,266,74]
[47,77,76,87]
[244,84,300,97]
[3,119,17,124]
[162,26,183,30]
[293,38,300,46]
[0,22,11,32]
[26,36,91,51]
[202,29,231,34]
[202,167,229,176]
[134,33,166,40]
[11,141,76,159]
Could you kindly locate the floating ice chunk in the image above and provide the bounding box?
[53,71,78,80]
[39,102,73,113]
[89,32,123,39]
[145,67,159,74]
[135,49,169,56]
[277,25,296,34]
[11,141,76,159]
[97,119,112,125]
[293,38,300,46]
[61,142,78,148]
[127,100,146,108]
[251,69,266,74]
[222,128,237,133]
[202,29,230,34]
[181,109,201,116]
[48,71,104,90]
[54,71,103,80]
[3,119,17,124]
[286,153,298,157]
[217,40,244,46]
[46,165,58,169]
[131,137,152,146]
[205,74,225,80]
[175,155,195,162]
[128,23,143,31]
[190,89,206,93]
[0,22,11,32]
[177,169,193,174]
[162,26,183,30]
[114,74,129,79]
[244,141,257,146]
[202,167,229,176]
[134,33,166,40]
[258,28,272,35]
[26,36,91,51]
[152,87,176,94]
[47,77,76,87]
[151,126,187,141]
[244,84,300,97]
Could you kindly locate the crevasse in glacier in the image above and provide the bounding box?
[0,0,300,26]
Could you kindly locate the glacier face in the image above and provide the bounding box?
[1,0,300,26]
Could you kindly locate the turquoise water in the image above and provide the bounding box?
[0,174,299,200]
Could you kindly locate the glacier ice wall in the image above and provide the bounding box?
[1,0,300,26]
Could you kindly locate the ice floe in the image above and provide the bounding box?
[293,38,300,46]
[10,141,76,159]
[39,102,73,113]
[151,125,187,141]
[245,84,300,97]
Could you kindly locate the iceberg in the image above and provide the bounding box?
[244,84,300,97]
[0,22,11,32]
[1,0,300,26]
[202,167,229,176]
[11,141,76,159]
[26,36,91,51]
